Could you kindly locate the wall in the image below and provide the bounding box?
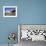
[0,0,46,44]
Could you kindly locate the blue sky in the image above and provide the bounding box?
[5,8,16,12]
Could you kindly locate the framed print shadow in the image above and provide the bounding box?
[3,6,17,17]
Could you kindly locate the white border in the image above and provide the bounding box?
[18,25,20,43]
[3,6,17,17]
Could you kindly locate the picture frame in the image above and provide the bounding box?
[3,6,17,17]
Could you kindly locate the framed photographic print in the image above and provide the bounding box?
[3,6,17,17]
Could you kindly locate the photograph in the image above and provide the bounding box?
[3,6,17,17]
